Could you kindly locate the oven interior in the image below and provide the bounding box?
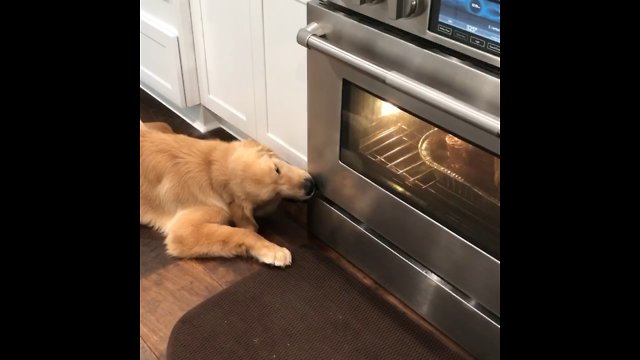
[339,81,500,260]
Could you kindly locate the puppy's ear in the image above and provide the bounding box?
[144,122,175,134]
[242,139,276,156]
[243,139,262,148]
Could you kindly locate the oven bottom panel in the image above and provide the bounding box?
[309,197,500,360]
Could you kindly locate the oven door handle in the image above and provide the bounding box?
[297,22,500,137]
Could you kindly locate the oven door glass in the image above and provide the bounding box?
[340,81,500,259]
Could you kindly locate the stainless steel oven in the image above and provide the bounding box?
[298,1,499,359]
[325,0,500,67]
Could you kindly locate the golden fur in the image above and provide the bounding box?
[140,121,314,267]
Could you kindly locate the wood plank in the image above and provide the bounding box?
[140,337,159,360]
[196,256,261,288]
[140,226,226,359]
[141,260,223,360]
[140,225,177,280]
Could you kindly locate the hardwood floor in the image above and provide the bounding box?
[139,89,473,360]
[141,337,158,360]
[140,233,211,358]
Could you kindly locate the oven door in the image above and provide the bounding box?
[302,3,500,317]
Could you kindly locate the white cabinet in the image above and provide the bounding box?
[191,0,264,138]
[257,0,309,168]
[139,0,199,108]
[178,0,310,166]
[140,13,185,106]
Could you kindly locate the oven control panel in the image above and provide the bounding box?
[429,0,500,56]
[326,0,500,68]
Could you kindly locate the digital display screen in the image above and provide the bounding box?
[438,0,500,44]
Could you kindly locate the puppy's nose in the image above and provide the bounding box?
[303,177,315,197]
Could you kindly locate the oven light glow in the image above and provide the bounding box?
[379,101,401,117]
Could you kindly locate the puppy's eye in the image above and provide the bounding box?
[275,166,280,175]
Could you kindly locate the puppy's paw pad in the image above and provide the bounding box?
[256,246,292,268]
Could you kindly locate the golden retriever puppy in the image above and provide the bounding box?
[140,121,315,267]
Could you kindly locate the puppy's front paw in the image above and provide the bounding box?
[254,244,292,268]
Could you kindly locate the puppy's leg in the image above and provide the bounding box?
[144,122,175,134]
[165,206,291,267]
[229,202,258,231]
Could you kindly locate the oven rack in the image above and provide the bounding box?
[359,122,499,216]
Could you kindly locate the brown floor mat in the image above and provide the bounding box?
[166,241,468,360]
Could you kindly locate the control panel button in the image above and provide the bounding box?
[388,0,424,20]
[453,31,468,41]
[437,24,452,35]
[487,43,500,54]
[470,36,486,47]
[470,0,482,14]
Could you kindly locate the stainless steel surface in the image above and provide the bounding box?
[388,0,424,19]
[298,22,499,136]
[307,1,500,129]
[309,198,500,360]
[296,22,327,48]
[306,2,500,318]
[304,1,500,358]
[308,62,501,314]
[327,0,500,67]
[386,71,499,136]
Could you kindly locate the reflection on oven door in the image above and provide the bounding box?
[340,82,500,259]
